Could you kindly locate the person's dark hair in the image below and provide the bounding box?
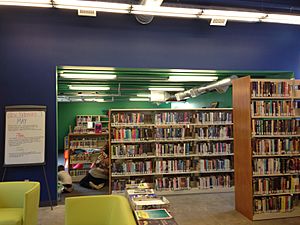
[58,165,64,172]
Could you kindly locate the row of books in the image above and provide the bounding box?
[155,142,233,156]
[253,176,300,194]
[111,127,233,141]
[154,111,232,124]
[76,115,101,123]
[155,177,191,190]
[252,138,300,155]
[112,159,232,174]
[198,175,232,189]
[111,142,233,157]
[111,111,232,125]
[69,138,101,148]
[253,196,297,213]
[154,175,232,190]
[69,169,88,177]
[69,153,99,163]
[154,159,232,173]
[112,128,152,140]
[111,113,151,124]
[252,119,299,135]
[251,81,292,97]
[111,175,232,192]
[251,100,295,116]
[253,158,300,175]
[194,126,232,139]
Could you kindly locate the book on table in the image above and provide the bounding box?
[134,209,172,220]
[137,218,178,225]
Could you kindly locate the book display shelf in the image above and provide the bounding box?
[108,108,234,195]
[67,115,109,182]
[233,77,300,220]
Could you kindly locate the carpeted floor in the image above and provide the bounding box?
[58,183,109,204]
[39,192,300,225]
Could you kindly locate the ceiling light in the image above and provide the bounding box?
[61,74,116,80]
[69,98,83,102]
[0,0,52,7]
[137,93,151,97]
[168,76,218,82]
[68,85,110,91]
[201,9,266,22]
[54,0,130,13]
[131,5,200,18]
[84,98,105,102]
[149,87,185,91]
[261,13,300,25]
[129,98,150,102]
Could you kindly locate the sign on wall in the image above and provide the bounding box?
[4,106,46,166]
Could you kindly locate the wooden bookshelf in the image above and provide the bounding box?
[233,77,300,220]
[109,108,234,195]
[67,114,109,182]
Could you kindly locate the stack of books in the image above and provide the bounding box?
[125,183,178,225]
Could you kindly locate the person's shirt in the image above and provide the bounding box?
[58,170,73,185]
[89,167,108,179]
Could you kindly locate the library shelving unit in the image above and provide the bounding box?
[67,115,109,182]
[233,77,300,220]
[109,108,234,195]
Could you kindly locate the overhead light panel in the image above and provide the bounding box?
[168,76,218,82]
[149,87,185,91]
[129,98,150,102]
[84,98,105,102]
[261,13,300,25]
[61,74,116,80]
[131,5,201,18]
[0,0,52,7]
[201,9,266,22]
[137,93,151,97]
[54,0,130,14]
[68,85,110,91]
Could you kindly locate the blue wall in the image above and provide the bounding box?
[0,6,300,204]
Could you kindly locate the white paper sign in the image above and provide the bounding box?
[5,111,45,165]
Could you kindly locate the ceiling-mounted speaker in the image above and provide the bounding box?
[78,9,97,17]
[135,14,154,25]
[210,18,227,26]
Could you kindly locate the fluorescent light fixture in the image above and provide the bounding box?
[261,13,300,25]
[60,70,115,74]
[61,74,116,80]
[0,0,51,7]
[131,5,200,18]
[129,98,150,102]
[168,76,218,82]
[68,85,110,91]
[137,93,151,97]
[84,98,105,102]
[201,9,266,22]
[54,0,130,13]
[69,98,83,102]
[149,87,185,91]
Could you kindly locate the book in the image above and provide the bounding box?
[137,218,178,225]
[135,209,172,220]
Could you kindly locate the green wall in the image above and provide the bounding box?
[186,87,232,108]
[58,101,170,151]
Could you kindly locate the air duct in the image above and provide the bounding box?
[135,0,164,24]
[174,75,238,101]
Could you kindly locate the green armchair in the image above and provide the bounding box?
[65,195,137,225]
[0,181,40,225]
